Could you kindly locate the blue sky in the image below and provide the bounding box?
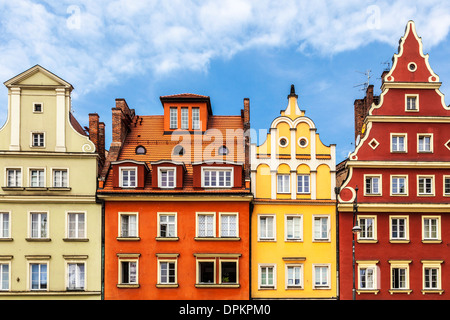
[1,1,450,162]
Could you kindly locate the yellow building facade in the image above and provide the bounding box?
[0,66,103,299]
[250,85,337,299]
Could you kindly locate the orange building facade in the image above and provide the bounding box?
[98,94,252,300]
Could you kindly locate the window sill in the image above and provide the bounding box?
[389,289,412,295]
[117,284,140,289]
[2,187,25,191]
[117,237,141,241]
[25,187,47,191]
[389,239,410,244]
[357,239,378,243]
[63,238,89,242]
[25,238,51,242]
[285,239,303,242]
[48,187,71,191]
[0,238,13,242]
[421,289,444,295]
[156,237,179,241]
[156,284,179,288]
[422,239,442,244]
[357,289,380,295]
[258,286,275,290]
[194,237,240,241]
[195,284,240,289]
[286,286,303,290]
[257,238,276,242]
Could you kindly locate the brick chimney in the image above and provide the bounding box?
[243,98,250,188]
[88,113,106,174]
[354,85,378,141]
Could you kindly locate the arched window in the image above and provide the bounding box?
[135,146,146,154]
[218,145,229,155]
[173,145,185,156]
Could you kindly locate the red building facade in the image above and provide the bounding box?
[338,21,450,300]
[98,94,253,300]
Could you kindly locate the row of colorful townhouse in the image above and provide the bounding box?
[0,20,449,301]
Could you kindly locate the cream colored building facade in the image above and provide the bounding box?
[250,86,337,299]
[0,66,102,299]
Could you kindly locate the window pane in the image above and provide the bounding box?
[199,262,214,283]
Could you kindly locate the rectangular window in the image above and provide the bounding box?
[418,135,432,152]
[406,96,417,111]
[259,215,275,240]
[391,176,407,195]
[221,261,237,284]
[313,216,329,241]
[444,177,450,195]
[30,169,44,188]
[170,107,178,129]
[120,261,137,284]
[424,268,439,289]
[159,214,176,238]
[390,217,408,240]
[192,107,200,130]
[53,169,68,188]
[391,134,406,152]
[68,212,85,239]
[0,212,10,238]
[30,212,48,239]
[286,265,302,288]
[120,213,137,238]
[120,168,136,188]
[197,213,215,237]
[203,169,232,188]
[277,174,290,193]
[67,263,85,291]
[314,265,329,288]
[285,215,302,240]
[30,263,47,290]
[159,168,175,188]
[359,217,375,240]
[359,267,375,289]
[32,133,45,147]
[0,263,9,291]
[6,169,21,187]
[365,176,380,195]
[423,217,440,241]
[391,267,407,289]
[260,265,275,288]
[198,261,215,284]
[159,261,176,284]
[181,107,189,130]
[33,103,43,113]
[220,214,237,237]
[418,176,433,195]
[297,175,310,194]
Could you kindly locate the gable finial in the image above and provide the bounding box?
[288,84,298,99]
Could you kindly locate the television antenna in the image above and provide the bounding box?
[353,69,372,91]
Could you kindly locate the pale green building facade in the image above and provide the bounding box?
[0,65,102,299]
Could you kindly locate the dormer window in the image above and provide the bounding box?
[181,107,189,130]
[170,107,178,129]
[192,107,200,130]
[159,168,176,188]
[135,146,146,155]
[202,168,233,188]
[173,145,185,156]
[120,167,137,188]
[218,145,229,155]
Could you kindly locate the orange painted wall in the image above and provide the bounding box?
[104,200,251,300]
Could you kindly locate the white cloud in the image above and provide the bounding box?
[0,0,450,97]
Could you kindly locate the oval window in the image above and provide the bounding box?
[218,145,229,155]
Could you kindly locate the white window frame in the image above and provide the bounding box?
[422,261,443,291]
[444,176,450,196]
[29,211,49,239]
[65,261,86,291]
[357,215,377,241]
[417,134,433,153]
[285,214,302,241]
[5,167,22,187]
[297,174,310,194]
[158,259,178,285]
[313,215,330,241]
[119,167,137,188]
[285,264,303,289]
[0,212,11,238]
[192,107,200,130]
[219,212,239,238]
[118,212,139,238]
[31,132,45,148]
[277,174,290,194]
[29,168,45,188]
[391,175,408,196]
[364,175,381,196]
[390,133,407,153]
[181,107,189,130]
[357,261,379,291]
[196,212,216,238]
[258,214,276,241]
[389,260,411,291]
[417,175,435,196]
[157,212,177,238]
[158,167,176,189]
[389,215,409,242]
[202,167,233,188]
[0,261,11,291]
[33,102,44,113]
[258,264,276,289]
[118,257,139,285]
[405,94,419,112]
[28,261,49,291]
[170,107,178,129]
[313,264,330,289]
[422,216,441,242]
[52,168,69,188]
[66,211,86,239]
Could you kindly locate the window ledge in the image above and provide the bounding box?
[2,187,25,191]
[48,187,71,191]
[421,289,444,295]
[117,237,141,241]
[357,239,378,244]
[63,238,89,242]
[195,284,240,289]
[156,284,179,288]
[0,238,13,242]
[194,237,240,241]
[389,240,410,244]
[258,286,275,290]
[156,237,179,241]
[389,289,412,295]
[357,289,380,295]
[25,238,51,242]
[25,187,47,191]
[422,239,442,244]
[286,286,304,290]
[117,284,140,289]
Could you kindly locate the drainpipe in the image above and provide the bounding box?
[335,187,340,300]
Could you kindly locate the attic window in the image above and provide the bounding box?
[173,145,185,156]
[33,103,43,113]
[136,146,146,155]
[408,62,417,72]
[218,145,229,155]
